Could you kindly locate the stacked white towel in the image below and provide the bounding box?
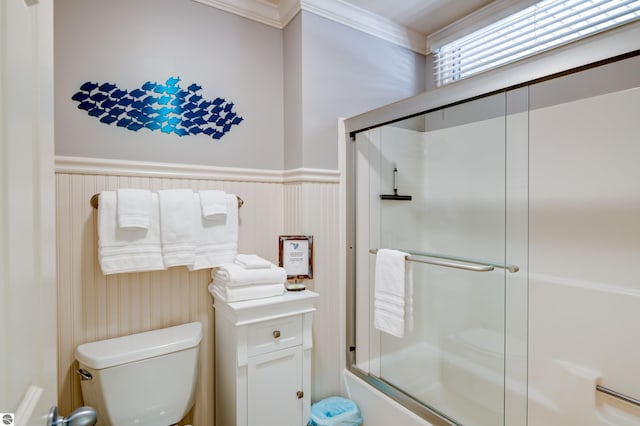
[158,189,196,267]
[208,282,285,303]
[209,255,286,302]
[374,249,413,338]
[234,254,272,269]
[97,191,166,275]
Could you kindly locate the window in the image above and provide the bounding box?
[433,0,640,87]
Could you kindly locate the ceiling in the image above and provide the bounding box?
[195,0,496,54]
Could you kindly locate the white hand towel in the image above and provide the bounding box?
[116,188,152,229]
[211,262,286,287]
[234,254,271,269]
[374,248,412,338]
[158,189,196,267]
[188,193,239,270]
[199,190,227,219]
[208,281,285,302]
[97,191,166,275]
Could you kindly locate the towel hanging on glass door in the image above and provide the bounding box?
[71,76,243,140]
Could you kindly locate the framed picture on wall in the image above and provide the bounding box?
[278,235,313,280]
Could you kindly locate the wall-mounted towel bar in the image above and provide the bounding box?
[369,248,519,273]
[596,385,640,408]
[90,193,244,210]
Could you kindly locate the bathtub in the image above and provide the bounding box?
[343,369,434,426]
[344,327,527,426]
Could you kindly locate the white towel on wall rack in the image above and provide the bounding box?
[158,189,196,267]
[116,188,152,229]
[188,193,239,270]
[374,248,413,338]
[198,190,227,219]
[97,191,166,275]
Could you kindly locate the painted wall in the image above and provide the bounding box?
[54,0,284,170]
[283,12,303,170]
[295,11,426,170]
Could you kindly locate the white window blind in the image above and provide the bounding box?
[434,0,640,87]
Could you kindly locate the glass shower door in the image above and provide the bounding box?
[366,92,512,425]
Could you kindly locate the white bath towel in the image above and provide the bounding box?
[208,281,285,302]
[97,191,166,275]
[188,193,239,270]
[374,248,412,338]
[157,189,196,267]
[234,254,271,269]
[211,262,286,287]
[199,190,227,219]
[116,188,152,229]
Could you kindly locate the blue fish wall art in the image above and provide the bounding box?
[71,77,243,140]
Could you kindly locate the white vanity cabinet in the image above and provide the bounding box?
[214,290,318,426]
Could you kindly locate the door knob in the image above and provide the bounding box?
[47,406,97,426]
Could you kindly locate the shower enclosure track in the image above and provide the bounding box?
[369,248,519,273]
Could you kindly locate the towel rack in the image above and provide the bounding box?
[90,193,244,209]
[596,385,640,408]
[369,248,519,273]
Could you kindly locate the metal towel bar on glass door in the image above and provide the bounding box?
[369,248,519,273]
[596,385,640,407]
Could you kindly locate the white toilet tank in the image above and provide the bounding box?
[75,322,202,426]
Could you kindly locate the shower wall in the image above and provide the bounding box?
[349,52,640,425]
[353,90,528,425]
[528,56,640,425]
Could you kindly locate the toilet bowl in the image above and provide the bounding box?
[75,321,203,426]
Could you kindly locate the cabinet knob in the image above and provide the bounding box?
[273,330,281,339]
[297,391,304,399]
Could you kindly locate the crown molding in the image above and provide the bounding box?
[191,0,427,55]
[301,0,426,55]
[192,0,282,28]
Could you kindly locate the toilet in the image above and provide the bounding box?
[75,321,203,426]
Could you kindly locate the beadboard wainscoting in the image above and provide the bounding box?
[55,156,341,424]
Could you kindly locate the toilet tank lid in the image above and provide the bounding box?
[75,322,203,370]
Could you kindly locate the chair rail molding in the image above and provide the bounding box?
[55,156,339,184]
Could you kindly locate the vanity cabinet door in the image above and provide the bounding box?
[247,345,304,426]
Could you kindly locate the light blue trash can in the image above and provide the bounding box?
[308,396,363,426]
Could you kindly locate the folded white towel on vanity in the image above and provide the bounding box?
[211,262,286,287]
[116,188,152,229]
[234,254,271,269]
[374,248,412,338]
[97,191,166,275]
[208,281,285,302]
[188,193,238,271]
[199,190,227,219]
[157,189,196,267]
